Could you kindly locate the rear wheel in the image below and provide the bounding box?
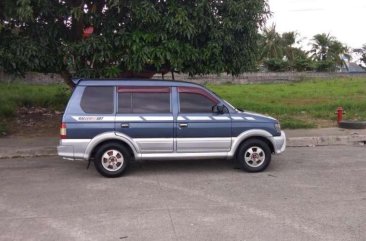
[236,139,271,172]
[94,143,130,177]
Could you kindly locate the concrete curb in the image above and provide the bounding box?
[287,135,366,147]
[0,146,56,159]
[1,135,365,159]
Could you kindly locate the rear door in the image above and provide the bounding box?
[115,86,174,153]
[176,87,232,153]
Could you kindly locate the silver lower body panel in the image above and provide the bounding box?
[57,132,286,161]
[176,138,231,153]
[134,138,173,153]
[138,152,228,160]
[57,139,90,160]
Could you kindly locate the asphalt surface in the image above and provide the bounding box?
[0,146,365,241]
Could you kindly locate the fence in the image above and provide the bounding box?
[1,71,366,85]
[152,72,366,84]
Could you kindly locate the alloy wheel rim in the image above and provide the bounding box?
[244,146,265,168]
[101,150,124,171]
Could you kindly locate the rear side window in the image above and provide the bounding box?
[179,93,216,113]
[118,87,171,113]
[80,86,114,114]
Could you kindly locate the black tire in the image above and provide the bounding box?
[236,139,271,172]
[339,121,366,129]
[94,142,131,177]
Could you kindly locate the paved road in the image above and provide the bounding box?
[0,146,365,241]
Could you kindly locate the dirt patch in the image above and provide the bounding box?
[5,107,62,137]
[293,114,336,128]
[282,97,332,106]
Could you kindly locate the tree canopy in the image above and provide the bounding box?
[309,33,349,71]
[0,0,269,85]
[258,28,351,72]
[259,25,312,72]
[353,45,366,67]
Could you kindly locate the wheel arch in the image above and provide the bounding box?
[89,139,136,160]
[229,129,276,158]
[84,132,139,160]
[234,136,275,159]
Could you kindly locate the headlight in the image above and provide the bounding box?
[275,123,281,133]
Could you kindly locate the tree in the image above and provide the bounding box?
[353,44,366,66]
[309,33,349,71]
[0,0,269,86]
[309,33,334,61]
[259,28,313,72]
[259,24,283,60]
[281,31,297,62]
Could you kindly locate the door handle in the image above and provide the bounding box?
[121,123,129,128]
[179,123,188,128]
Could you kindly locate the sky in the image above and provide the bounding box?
[267,0,366,49]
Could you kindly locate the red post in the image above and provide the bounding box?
[336,107,344,124]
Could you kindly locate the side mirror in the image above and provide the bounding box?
[212,104,226,114]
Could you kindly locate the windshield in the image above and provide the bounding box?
[223,99,243,112]
[205,87,243,112]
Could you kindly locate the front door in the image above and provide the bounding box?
[115,86,174,153]
[176,87,232,153]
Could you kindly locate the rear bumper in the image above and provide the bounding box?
[57,139,90,160]
[272,131,286,154]
[57,145,74,159]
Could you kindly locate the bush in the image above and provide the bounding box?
[293,58,315,71]
[315,60,337,72]
[264,58,290,72]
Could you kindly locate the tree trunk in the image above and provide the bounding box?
[68,0,84,41]
[60,70,74,88]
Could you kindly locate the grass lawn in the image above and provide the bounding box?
[0,83,69,117]
[0,77,365,133]
[0,83,70,134]
[208,77,366,128]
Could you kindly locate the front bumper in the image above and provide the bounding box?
[272,131,286,154]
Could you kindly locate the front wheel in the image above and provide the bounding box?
[236,139,271,172]
[94,143,131,177]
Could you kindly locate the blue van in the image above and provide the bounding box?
[58,79,286,177]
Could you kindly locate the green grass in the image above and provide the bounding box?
[207,78,366,129]
[0,83,71,135]
[0,83,70,117]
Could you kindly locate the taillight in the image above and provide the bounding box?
[60,122,67,139]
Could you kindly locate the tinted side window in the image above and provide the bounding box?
[80,86,114,114]
[180,93,215,113]
[118,93,132,113]
[118,92,170,113]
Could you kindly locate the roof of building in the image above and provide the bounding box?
[347,62,366,72]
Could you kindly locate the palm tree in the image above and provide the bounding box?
[328,41,349,68]
[281,31,298,63]
[260,24,283,60]
[353,44,366,66]
[309,33,350,71]
[309,33,334,61]
[281,32,296,46]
